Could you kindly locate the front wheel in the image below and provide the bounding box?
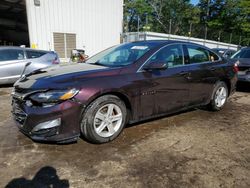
[80,95,127,144]
[208,81,228,111]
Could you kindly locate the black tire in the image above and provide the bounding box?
[207,81,228,111]
[80,95,127,144]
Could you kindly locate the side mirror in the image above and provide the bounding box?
[143,61,168,71]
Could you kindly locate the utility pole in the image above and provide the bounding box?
[218,31,222,42]
[137,15,140,41]
[189,22,193,37]
[229,33,232,44]
[137,15,140,33]
[205,0,210,40]
[169,19,172,34]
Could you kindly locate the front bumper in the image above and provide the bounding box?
[12,98,82,143]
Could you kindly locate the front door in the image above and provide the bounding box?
[138,44,190,119]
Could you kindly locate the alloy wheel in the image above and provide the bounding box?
[93,103,123,138]
[215,86,227,108]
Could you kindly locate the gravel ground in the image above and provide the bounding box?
[0,84,249,188]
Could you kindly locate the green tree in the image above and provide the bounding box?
[148,0,200,35]
[124,0,153,32]
[239,0,250,33]
[198,0,250,45]
[123,0,250,45]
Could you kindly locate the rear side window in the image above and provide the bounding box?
[0,49,24,62]
[187,45,210,64]
[26,50,47,59]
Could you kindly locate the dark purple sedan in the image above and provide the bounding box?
[12,40,238,144]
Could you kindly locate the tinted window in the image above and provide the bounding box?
[226,50,236,57]
[187,45,210,64]
[26,50,46,59]
[148,44,184,68]
[0,49,24,62]
[209,50,220,61]
[231,49,250,59]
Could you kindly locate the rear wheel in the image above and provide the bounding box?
[80,95,127,144]
[208,81,228,111]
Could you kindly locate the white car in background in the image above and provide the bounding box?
[0,46,60,84]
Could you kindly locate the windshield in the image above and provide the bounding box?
[231,49,250,59]
[86,42,158,67]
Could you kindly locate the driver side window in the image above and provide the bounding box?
[147,44,184,68]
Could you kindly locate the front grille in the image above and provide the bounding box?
[12,99,27,125]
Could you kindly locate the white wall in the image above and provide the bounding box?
[123,32,239,50]
[26,0,123,57]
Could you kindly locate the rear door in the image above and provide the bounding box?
[0,49,27,83]
[184,44,221,105]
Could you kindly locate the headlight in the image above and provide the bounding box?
[30,89,79,103]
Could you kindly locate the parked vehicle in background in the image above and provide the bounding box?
[0,46,60,84]
[230,47,250,83]
[212,48,236,58]
[12,40,237,144]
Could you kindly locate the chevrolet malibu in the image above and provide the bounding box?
[12,40,238,144]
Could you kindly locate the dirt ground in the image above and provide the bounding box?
[0,84,249,188]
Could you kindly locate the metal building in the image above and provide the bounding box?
[0,0,124,59]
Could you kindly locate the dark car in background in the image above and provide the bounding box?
[212,48,236,59]
[230,47,250,83]
[0,46,60,84]
[11,40,238,144]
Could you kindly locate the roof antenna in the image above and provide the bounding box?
[20,62,32,78]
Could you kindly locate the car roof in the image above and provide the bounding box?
[212,48,227,50]
[130,40,209,48]
[0,46,54,53]
[212,48,235,51]
[241,47,250,50]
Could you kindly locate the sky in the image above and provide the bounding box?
[191,0,199,5]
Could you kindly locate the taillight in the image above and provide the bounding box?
[233,61,239,73]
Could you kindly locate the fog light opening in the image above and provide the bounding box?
[32,118,61,133]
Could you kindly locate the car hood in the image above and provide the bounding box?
[14,63,117,89]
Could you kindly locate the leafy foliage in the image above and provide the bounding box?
[124,0,250,46]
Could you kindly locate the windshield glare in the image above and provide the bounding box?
[86,43,157,67]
